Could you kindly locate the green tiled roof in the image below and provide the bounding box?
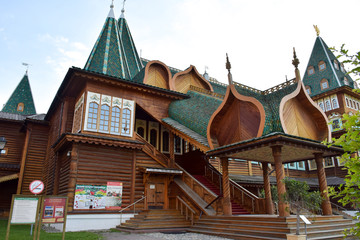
[1,74,36,115]
[303,37,355,97]
[168,82,297,141]
[84,7,142,80]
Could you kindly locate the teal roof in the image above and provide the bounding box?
[303,36,355,97]
[84,7,142,80]
[1,74,36,115]
[167,82,297,140]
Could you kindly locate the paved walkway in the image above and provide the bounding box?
[101,232,231,240]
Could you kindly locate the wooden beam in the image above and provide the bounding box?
[17,127,31,194]
[130,151,136,208]
[262,162,274,214]
[67,143,78,212]
[169,132,175,168]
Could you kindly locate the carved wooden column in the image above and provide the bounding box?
[314,153,332,215]
[169,132,175,168]
[67,143,79,212]
[221,157,232,216]
[262,162,274,214]
[272,145,289,217]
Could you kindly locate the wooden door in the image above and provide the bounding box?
[146,176,166,209]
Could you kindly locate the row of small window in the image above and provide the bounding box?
[344,94,360,110]
[308,157,342,170]
[307,60,345,76]
[316,95,339,112]
[136,120,184,154]
[305,77,349,95]
[84,92,135,137]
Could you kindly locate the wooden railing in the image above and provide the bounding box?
[205,163,266,213]
[135,133,169,167]
[176,196,196,225]
[176,163,221,213]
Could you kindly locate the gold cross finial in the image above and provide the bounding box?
[313,25,320,36]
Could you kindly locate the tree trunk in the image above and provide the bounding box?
[296,206,300,235]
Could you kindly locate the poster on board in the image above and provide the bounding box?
[42,197,67,223]
[10,197,39,224]
[74,185,107,209]
[106,182,123,209]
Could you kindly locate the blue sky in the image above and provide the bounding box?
[1,0,359,113]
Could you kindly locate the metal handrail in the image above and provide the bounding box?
[119,196,146,225]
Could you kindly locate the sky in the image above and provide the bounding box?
[1,0,359,114]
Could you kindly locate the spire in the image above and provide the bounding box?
[108,0,115,19]
[292,48,301,82]
[302,33,356,96]
[1,72,36,115]
[226,53,233,85]
[120,0,126,19]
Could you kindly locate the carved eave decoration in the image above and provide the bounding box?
[207,84,266,149]
[143,60,172,90]
[52,133,144,152]
[74,71,186,100]
[279,49,331,142]
[170,65,214,93]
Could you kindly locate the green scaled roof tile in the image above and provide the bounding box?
[2,74,36,115]
[303,36,356,97]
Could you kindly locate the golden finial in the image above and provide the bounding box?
[292,47,299,69]
[313,25,320,36]
[226,53,233,85]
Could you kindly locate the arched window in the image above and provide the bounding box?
[162,131,169,153]
[137,127,145,138]
[150,129,158,148]
[99,104,110,131]
[318,61,326,71]
[305,86,311,95]
[318,101,325,112]
[325,100,332,111]
[344,77,349,86]
[87,102,99,129]
[332,98,339,109]
[17,102,24,112]
[121,108,131,135]
[110,106,120,133]
[307,66,315,76]
[320,79,329,90]
[333,60,339,70]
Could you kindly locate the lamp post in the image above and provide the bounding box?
[0,137,7,153]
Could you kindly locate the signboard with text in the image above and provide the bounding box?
[42,197,67,223]
[10,196,39,224]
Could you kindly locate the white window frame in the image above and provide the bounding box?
[331,95,339,109]
[84,92,101,132]
[288,162,297,170]
[121,99,135,137]
[98,95,112,134]
[324,157,335,168]
[297,161,306,170]
[318,101,325,112]
[325,98,332,112]
[110,97,122,135]
[308,160,317,170]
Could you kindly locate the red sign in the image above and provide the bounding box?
[42,197,67,223]
[29,180,44,195]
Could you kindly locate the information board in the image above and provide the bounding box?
[42,197,67,223]
[106,182,123,210]
[10,197,39,224]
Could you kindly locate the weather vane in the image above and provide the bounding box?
[22,62,31,75]
[110,0,114,8]
[313,25,320,36]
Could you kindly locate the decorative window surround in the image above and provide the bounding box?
[17,102,24,112]
[307,66,315,76]
[318,61,326,71]
[308,160,317,170]
[135,119,147,139]
[174,136,183,155]
[72,93,84,133]
[324,157,335,168]
[297,161,305,170]
[161,126,170,153]
[84,92,135,137]
[320,79,329,90]
[334,60,339,70]
[148,121,159,149]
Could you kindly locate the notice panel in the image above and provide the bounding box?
[10,197,39,224]
[42,197,67,223]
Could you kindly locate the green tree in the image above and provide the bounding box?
[328,45,360,237]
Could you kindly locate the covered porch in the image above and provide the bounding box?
[206,132,344,217]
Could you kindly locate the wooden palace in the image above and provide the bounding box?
[0,3,358,239]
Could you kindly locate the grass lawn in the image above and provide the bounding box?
[0,219,102,240]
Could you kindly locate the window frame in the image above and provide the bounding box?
[307,66,315,76]
[318,61,326,71]
[320,79,329,90]
[17,102,24,112]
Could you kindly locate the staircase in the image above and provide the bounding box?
[193,175,249,215]
[189,215,355,240]
[116,209,191,233]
